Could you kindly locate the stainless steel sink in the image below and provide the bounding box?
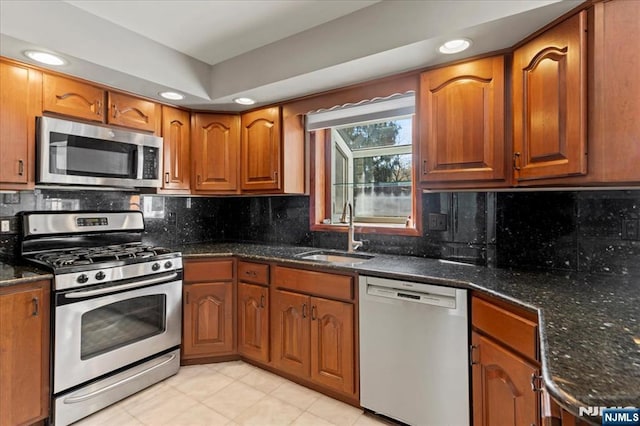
[295,250,374,264]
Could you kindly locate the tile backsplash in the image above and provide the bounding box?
[1,188,638,275]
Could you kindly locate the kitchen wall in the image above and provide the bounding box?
[1,188,638,276]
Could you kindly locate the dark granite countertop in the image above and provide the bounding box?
[0,260,53,288]
[179,242,640,421]
[1,242,637,421]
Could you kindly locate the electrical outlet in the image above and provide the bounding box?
[622,219,639,240]
[0,217,19,234]
[428,213,448,231]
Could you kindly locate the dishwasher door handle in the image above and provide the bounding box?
[366,284,457,309]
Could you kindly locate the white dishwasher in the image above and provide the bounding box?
[359,275,469,426]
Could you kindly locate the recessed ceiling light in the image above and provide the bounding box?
[438,39,472,54]
[234,97,256,105]
[159,91,185,100]
[23,50,67,66]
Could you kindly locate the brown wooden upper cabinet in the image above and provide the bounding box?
[191,113,240,193]
[43,74,104,122]
[586,0,640,184]
[108,91,160,133]
[420,55,507,186]
[512,11,587,183]
[0,60,41,189]
[43,73,160,133]
[241,107,282,192]
[161,106,190,191]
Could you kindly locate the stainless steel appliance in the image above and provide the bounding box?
[19,211,181,425]
[359,275,469,425]
[37,116,162,188]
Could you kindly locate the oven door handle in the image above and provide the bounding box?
[62,352,177,405]
[65,272,178,299]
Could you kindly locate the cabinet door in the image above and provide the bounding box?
[108,92,159,133]
[183,282,234,358]
[310,297,355,396]
[241,107,281,192]
[589,0,640,183]
[0,61,41,188]
[192,113,239,192]
[420,56,506,184]
[162,106,190,191]
[271,289,310,378]
[43,73,104,122]
[0,281,50,426]
[472,332,539,426]
[237,283,269,363]
[512,12,587,182]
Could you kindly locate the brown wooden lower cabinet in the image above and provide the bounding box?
[0,280,50,426]
[472,294,542,426]
[182,281,235,359]
[237,282,269,363]
[271,288,356,398]
[472,331,540,426]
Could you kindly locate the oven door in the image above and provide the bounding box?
[53,273,181,394]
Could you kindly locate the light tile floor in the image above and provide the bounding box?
[75,360,395,426]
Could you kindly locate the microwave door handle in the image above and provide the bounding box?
[65,272,178,299]
[136,145,143,179]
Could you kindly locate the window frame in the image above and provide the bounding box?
[310,117,422,237]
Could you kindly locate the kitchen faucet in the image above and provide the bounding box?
[342,202,363,253]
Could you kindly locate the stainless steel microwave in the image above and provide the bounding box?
[37,116,163,188]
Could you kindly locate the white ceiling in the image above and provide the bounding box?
[0,0,584,111]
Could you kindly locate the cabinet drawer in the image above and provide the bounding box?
[184,259,233,282]
[472,297,538,360]
[237,261,269,285]
[273,266,353,301]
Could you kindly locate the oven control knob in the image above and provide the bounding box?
[152,262,161,271]
[95,271,106,281]
[164,261,173,269]
[77,274,89,284]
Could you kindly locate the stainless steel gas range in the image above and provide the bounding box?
[19,210,182,426]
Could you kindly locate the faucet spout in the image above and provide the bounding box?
[346,202,363,253]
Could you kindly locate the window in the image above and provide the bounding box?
[308,93,419,234]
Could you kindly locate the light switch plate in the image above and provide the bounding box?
[0,220,9,233]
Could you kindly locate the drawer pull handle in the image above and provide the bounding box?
[311,305,317,321]
[96,100,102,116]
[302,303,307,318]
[530,373,543,392]
[32,297,39,316]
[245,270,257,277]
[165,172,170,184]
[18,160,24,176]
[260,295,265,308]
[513,152,522,171]
[185,291,190,305]
[469,344,479,365]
